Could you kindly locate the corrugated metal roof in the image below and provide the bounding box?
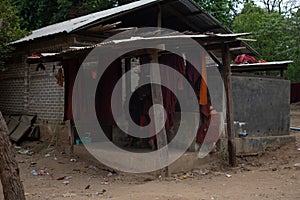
[12,0,162,44]
[176,0,231,33]
[12,0,244,44]
[231,61,293,72]
[112,33,251,43]
[28,33,252,59]
[12,0,258,56]
[231,61,293,67]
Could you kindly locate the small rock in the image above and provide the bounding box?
[24,192,30,196]
[290,174,297,180]
[101,181,109,185]
[89,165,98,171]
[62,193,76,197]
[107,172,113,177]
[294,163,300,170]
[31,170,38,176]
[62,181,69,185]
[95,190,106,196]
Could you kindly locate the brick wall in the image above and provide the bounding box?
[0,34,74,123]
[28,62,64,123]
[0,56,26,114]
[0,77,25,114]
[0,60,65,123]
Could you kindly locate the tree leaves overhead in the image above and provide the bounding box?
[233,2,300,82]
[12,0,241,30]
[194,0,242,27]
[11,0,137,31]
[6,0,300,82]
[0,0,26,69]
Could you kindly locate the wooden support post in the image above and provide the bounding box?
[151,3,169,177]
[157,4,162,28]
[222,44,237,167]
[124,57,131,110]
[280,69,284,77]
[149,52,169,177]
[67,120,74,158]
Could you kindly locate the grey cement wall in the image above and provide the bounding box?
[232,75,290,137]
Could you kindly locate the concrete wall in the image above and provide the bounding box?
[232,75,290,137]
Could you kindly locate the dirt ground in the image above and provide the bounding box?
[1,103,300,200]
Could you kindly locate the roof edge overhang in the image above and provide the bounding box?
[25,33,252,63]
[11,0,165,45]
[231,60,293,72]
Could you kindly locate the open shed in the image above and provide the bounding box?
[0,0,295,171]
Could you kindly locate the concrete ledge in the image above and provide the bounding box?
[236,135,296,155]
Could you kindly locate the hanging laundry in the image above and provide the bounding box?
[56,68,63,87]
[234,54,257,64]
[199,51,207,105]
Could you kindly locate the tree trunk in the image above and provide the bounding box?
[0,112,25,200]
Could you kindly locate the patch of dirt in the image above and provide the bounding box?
[12,139,299,200]
[1,103,299,200]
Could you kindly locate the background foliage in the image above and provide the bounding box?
[1,0,299,82]
[12,0,136,30]
[233,2,300,82]
[0,0,26,69]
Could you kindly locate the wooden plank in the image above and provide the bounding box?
[208,51,222,67]
[151,4,169,177]
[236,38,257,42]
[149,52,169,177]
[280,68,284,77]
[229,47,247,52]
[67,120,74,158]
[222,44,237,167]
[290,127,300,131]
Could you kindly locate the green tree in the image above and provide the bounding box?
[257,0,300,15]
[194,0,242,27]
[0,2,26,198]
[0,0,26,69]
[12,0,74,30]
[233,2,300,82]
[81,0,118,15]
[284,8,300,82]
[12,0,247,31]
[12,0,138,31]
